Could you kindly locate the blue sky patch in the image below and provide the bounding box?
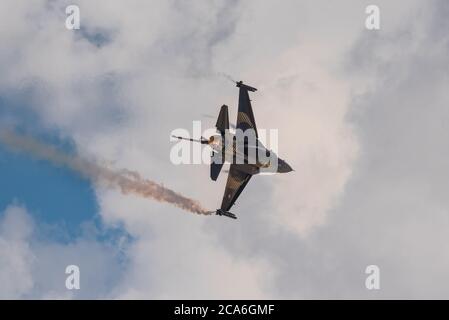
[0,93,130,245]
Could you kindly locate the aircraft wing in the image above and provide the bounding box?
[220,164,252,212]
[236,82,258,138]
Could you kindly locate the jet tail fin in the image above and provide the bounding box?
[211,105,228,181]
[215,105,229,135]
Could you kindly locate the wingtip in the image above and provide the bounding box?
[236,81,257,92]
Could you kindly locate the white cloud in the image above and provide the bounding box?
[0,0,447,299]
[98,189,274,299]
[0,0,363,236]
[0,204,124,299]
[0,205,35,299]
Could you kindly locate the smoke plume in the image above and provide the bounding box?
[0,130,211,215]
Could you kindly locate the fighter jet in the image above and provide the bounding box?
[173,81,293,219]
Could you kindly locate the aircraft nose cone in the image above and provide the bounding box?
[278,160,293,173]
[283,162,293,172]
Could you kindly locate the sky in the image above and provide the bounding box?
[0,0,448,299]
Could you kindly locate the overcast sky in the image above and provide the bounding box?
[0,0,448,299]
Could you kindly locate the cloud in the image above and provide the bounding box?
[209,0,449,299]
[1,0,360,236]
[0,205,34,299]
[0,204,126,299]
[0,0,447,299]
[98,189,274,299]
[0,0,280,298]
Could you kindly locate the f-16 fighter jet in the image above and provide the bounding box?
[172,81,293,219]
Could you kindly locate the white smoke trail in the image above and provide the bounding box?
[216,72,237,84]
[0,130,211,215]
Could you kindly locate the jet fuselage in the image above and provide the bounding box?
[207,132,292,174]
